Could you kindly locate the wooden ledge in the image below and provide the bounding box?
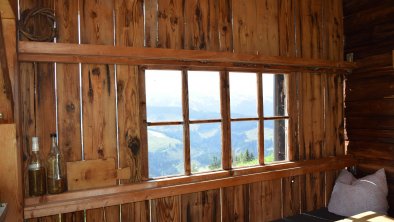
[24,155,356,219]
[18,41,356,73]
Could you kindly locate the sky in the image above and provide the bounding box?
[145,70,277,117]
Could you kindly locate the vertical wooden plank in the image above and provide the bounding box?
[184,0,219,51]
[0,125,23,222]
[0,18,14,124]
[298,0,326,212]
[55,0,85,220]
[323,0,345,206]
[231,0,257,54]
[157,0,184,49]
[151,196,181,222]
[181,190,220,222]
[114,0,149,221]
[145,0,158,47]
[79,0,119,221]
[249,180,282,222]
[255,0,279,55]
[217,0,233,52]
[0,62,13,123]
[282,176,301,217]
[279,1,302,217]
[221,185,249,222]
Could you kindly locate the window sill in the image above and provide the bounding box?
[24,155,356,219]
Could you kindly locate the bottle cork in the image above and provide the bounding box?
[32,137,39,152]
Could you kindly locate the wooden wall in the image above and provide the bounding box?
[19,0,345,221]
[344,0,394,216]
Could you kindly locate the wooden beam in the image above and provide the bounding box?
[0,1,15,19]
[0,15,14,123]
[18,41,356,73]
[392,50,394,69]
[0,124,23,221]
[24,155,356,219]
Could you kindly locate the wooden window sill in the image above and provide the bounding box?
[24,155,356,219]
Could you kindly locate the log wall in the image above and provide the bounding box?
[344,0,394,216]
[18,0,345,221]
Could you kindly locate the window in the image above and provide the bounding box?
[145,69,288,178]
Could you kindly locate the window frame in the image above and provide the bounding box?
[143,67,290,179]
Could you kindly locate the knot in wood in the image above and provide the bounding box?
[127,135,140,156]
[92,67,101,76]
[66,102,75,113]
[170,16,178,26]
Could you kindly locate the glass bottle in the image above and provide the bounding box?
[28,137,46,196]
[46,133,66,194]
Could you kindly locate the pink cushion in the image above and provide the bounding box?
[328,168,389,217]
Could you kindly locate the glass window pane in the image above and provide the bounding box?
[188,71,221,120]
[263,74,287,117]
[264,119,288,163]
[230,72,258,118]
[190,123,222,173]
[146,70,182,122]
[148,125,184,178]
[231,121,258,167]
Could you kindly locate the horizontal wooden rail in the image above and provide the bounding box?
[24,155,356,219]
[18,41,356,73]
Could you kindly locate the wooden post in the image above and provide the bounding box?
[0,16,14,124]
[0,124,23,221]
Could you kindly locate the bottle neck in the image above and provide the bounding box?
[51,137,59,154]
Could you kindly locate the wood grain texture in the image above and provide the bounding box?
[282,176,300,217]
[144,0,158,47]
[181,190,220,222]
[184,0,219,51]
[157,0,184,49]
[221,185,249,222]
[0,124,23,221]
[115,0,149,220]
[217,0,232,51]
[280,1,302,215]
[298,0,326,212]
[323,0,344,205]
[249,180,282,222]
[231,0,257,54]
[79,0,119,221]
[54,1,85,220]
[24,156,356,218]
[151,196,181,222]
[0,18,14,124]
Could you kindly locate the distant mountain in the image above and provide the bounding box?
[147,104,276,178]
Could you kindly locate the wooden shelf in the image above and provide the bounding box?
[18,41,356,73]
[24,155,356,219]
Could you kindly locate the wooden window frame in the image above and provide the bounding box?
[144,68,290,178]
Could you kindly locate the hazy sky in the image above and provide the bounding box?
[145,70,275,110]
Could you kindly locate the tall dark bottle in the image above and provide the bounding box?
[28,137,46,196]
[46,133,66,194]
